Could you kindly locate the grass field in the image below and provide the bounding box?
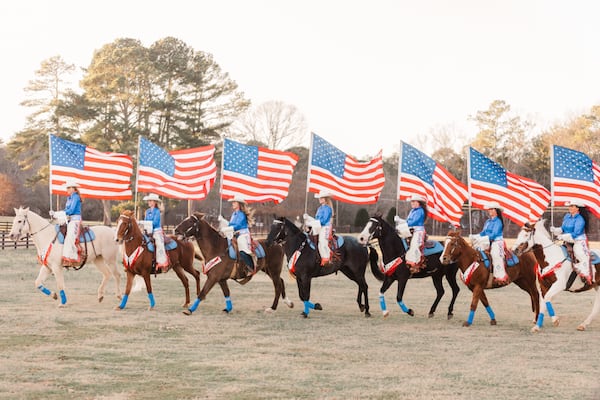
[0,249,599,400]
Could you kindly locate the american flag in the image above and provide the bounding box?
[398,142,467,227]
[469,147,550,225]
[49,135,133,199]
[137,137,216,200]
[552,145,600,218]
[221,139,298,204]
[308,133,384,204]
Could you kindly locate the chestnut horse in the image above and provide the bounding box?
[9,207,122,306]
[114,210,201,311]
[266,217,375,318]
[174,212,293,315]
[439,230,539,327]
[357,215,460,319]
[512,219,600,332]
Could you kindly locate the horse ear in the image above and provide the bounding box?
[374,211,383,218]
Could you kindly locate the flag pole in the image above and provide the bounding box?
[467,147,473,234]
[48,134,54,213]
[304,132,315,216]
[549,144,555,229]
[396,141,403,216]
[134,136,142,219]
[218,139,226,218]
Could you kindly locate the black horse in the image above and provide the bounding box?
[266,217,378,318]
[357,215,460,319]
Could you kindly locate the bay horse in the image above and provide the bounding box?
[357,215,460,319]
[174,212,293,315]
[512,219,600,332]
[439,230,540,327]
[9,207,122,306]
[266,217,375,318]
[114,210,201,311]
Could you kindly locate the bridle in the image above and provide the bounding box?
[13,213,52,239]
[269,219,287,244]
[365,218,382,242]
[175,215,201,239]
[116,214,136,243]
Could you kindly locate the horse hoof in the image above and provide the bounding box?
[114,306,123,311]
[52,293,58,300]
[314,303,323,311]
[364,311,371,318]
[148,307,155,311]
[490,319,497,326]
[222,308,231,314]
[264,308,275,313]
[407,309,415,317]
[462,321,471,327]
[98,296,104,303]
[285,301,294,309]
[183,310,193,316]
[359,305,365,312]
[428,313,435,318]
[301,312,308,318]
[531,326,540,333]
[577,325,586,331]
[448,313,454,320]
[552,318,560,327]
[58,304,67,308]
[182,303,190,308]
[382,310,390,319]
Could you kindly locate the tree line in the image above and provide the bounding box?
[1,36,599,237]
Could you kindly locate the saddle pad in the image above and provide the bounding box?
[143,234,177,252]
[423,241,443,257]
[590,250,600,265]
[55,225,96,244]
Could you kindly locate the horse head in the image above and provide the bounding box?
[512,221,536,256]
[174,212,205,240]
[10,207,31,241]
[357,214,384,245]
[439,230,466,265]
[266,217,287,246]
[115,210,139,243]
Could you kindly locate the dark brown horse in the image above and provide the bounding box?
[114,210,201,311]
[439,230,539,327]
[174,212,293,315]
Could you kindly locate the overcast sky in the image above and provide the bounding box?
[1,0,599,158]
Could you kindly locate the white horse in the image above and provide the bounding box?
[512,219,600,332]
[9,207,122,306]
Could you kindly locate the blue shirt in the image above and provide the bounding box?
[229,210,249,232]
[145,207,162,231]
[315,204,333,226]
[480,217,503,241]
[64,192,81,219]
[561,213,586,240]
[407,207,425,230]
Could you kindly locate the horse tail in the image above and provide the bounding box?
[368,245,384,282]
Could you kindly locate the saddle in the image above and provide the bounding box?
[143,234,178,274]
[227,237,265,283]
[308,232,342,267]
[56,223,92,269]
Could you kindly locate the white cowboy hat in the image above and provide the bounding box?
[485,201,503,211]
[142,193,162,202]
[314,191,333,199]
[63,180,80,189]
[228,196,246,204]
[565,200,586,208]
[407,194,426,202]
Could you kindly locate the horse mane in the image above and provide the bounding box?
[282,217,302,234]
[534,219,551,240]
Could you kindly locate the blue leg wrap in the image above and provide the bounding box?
[188,298,201,313]
[485,305,495,320]
[59,290,67,305]
[546,301,555,318]
[118,294,129,309]
[379,294,387,312]
[467,310,475,325]
[303,301,315,315]
[148,293,155,308]
[536,312,545,328]
[225,296,232,312]
[397,301,409,313]
[38,285,51,296]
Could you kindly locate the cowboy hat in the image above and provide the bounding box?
[142,193,162,202]
[407,194,426,202]
[64,179,80,189]
[485,201,503,211]
[565,200,586,208]
[314,191,333,199]
[228,196,246,204]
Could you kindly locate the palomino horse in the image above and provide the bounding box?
[114,210,201,311]
[174,212,293,315]
[357,215,460,319]
[9,207,122,306]
[512,219,600,332]
[266,217,375,317]
[439,230,540,327]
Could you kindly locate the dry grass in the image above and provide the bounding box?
[0,249,599,400]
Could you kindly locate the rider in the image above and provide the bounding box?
[551,201,593,285]
[143,193,168,271]
[56,180,82,264]
[305,191,334,266]
[472,201,509,285]
[220,196,256,274]
[405,194,427,271]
